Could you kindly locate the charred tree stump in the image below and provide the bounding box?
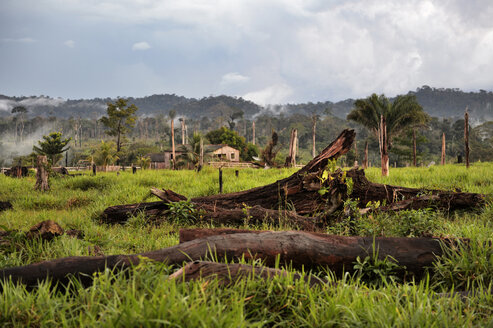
[169,261,327,287]
[0,231,448,287]
[34,156,50,192]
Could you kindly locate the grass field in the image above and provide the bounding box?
[1,164,492,327]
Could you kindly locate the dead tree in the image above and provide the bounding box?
[285,128,298,167]
[363,141,368,169]
[441,133,446,165]
[379,115,389,176]
[0,231,449,286]
[413,128,417,166]
[34,155,50,191]
[464,108,469,168]
[252,121,255,145]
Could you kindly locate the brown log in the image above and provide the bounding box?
[168,261,327,287]
[347,169,485,211]
[0,231,446,286]
[102,201,322,230]
[179,228,267,243]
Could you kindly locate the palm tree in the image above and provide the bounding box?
[347,94,429,176]
[169,109,177,169]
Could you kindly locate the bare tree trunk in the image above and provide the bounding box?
[252,121,256,145]
[171,119,175,169]
[441,133,446,165]
[354,139,358,167]
[312,115,317,158]
[180,118,186,145]
[379,115,389,176]
[34,156,50,192]
[363,141,368,169]
[285,129,297,167]
[464,108,469,168]
[413,128,417,166]
[199,137,204,167]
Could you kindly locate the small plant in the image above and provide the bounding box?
[353,245,406,286]
[167,200,200,225]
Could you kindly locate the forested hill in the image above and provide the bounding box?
[1,86,492,122]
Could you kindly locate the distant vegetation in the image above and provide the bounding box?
[1,86,493,168]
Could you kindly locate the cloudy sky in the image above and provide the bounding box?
[1,0,493,105]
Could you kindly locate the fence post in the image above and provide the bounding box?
[219,168,223,193]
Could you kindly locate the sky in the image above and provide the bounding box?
[1,0,493,106]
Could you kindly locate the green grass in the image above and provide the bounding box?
[1,164,493,327]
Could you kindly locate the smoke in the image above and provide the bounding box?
[0,122,58,167]
[0,96,66,112]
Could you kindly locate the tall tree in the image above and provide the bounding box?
[311,113,319,158]
[33,132,71,165]
[11,106,27,142]
[347,94,429,176]
[169,109,177,169]
[100,98,138,153]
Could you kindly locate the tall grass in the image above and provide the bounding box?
[1,164,492,326]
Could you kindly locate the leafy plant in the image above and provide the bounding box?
[353,245,406,286]
[167,200,200,225]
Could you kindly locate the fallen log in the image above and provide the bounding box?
[179,228,266,243]
[102,202,323,230]
[346,169,485,211]
[1,231,446,287]
[168,260,327,287]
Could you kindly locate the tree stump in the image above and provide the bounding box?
[34,155,50,191]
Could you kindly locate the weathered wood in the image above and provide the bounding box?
[102,201,322,230]
[0,201,13,212]
[34,155,50,191]
[192,129,355,214]
[464,108,470,168]
[347,169,485,210]
[413,128,417,166]
[5,166,28,178]
[180,228,266,243]
[26,220,64,241]
[441,132,446,165]
[168,261,327,287]
[0,231,447,286]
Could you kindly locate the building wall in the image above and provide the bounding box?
[213,146,240,162]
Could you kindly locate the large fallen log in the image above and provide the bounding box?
[179,228,266,243]
[101,202,323,230]
[168,261,327,287]
[346,169,485,211]
[1,231,446,287]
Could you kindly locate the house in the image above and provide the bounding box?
[206,144,240,162]
[147,144,240,169]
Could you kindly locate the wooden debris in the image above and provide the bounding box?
[26,220,64,241]
[1,231,448,286]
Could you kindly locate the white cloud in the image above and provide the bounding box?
[64,40,75,48]
[1,37,36,43]
[243,83,293,106]
[3,0,493,102]
[220,72,250,86]
[132,41,151,51]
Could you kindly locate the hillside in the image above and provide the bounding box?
[1,86,492,122]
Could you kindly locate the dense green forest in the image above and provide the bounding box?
[1,86,493,167]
